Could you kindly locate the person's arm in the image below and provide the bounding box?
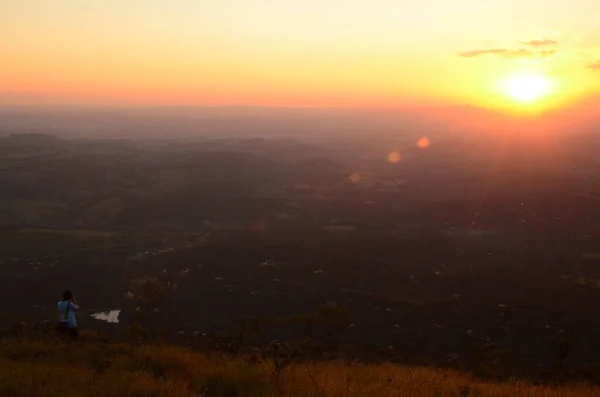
[70,299,80,310]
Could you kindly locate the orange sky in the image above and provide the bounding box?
[2,0,600,111]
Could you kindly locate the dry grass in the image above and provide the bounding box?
[0,338,598,397]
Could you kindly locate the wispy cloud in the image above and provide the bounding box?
[587,62,600,71]
[520,39,558,47]
[459,49,513,58]
[458,48,557,59]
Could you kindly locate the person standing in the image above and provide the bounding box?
[57,290,79,339]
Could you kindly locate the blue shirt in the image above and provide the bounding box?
[57,301,79,327]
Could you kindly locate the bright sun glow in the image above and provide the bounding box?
[502,74,552,103]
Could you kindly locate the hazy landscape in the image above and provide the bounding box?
[5,0,600,395]
[2,107,600,382]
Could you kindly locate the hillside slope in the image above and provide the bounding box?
[0,338,598,397]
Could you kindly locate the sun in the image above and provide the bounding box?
[501,74,552,103]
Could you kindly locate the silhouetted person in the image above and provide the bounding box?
[57,290,79,339]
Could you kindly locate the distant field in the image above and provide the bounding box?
[0,228,119,247]
[3,133,600,381]
[581,253,600,260]
[10,228,119,238]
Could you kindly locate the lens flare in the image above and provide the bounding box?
[417,137,431,148]
[349,172,361,182]
[388,151,401,163]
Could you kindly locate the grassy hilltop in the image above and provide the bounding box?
[0,337,598,397]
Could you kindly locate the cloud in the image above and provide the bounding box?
[587,62,600,71]
[459,49,511,58]
[458,49,557,59]
[520,39,558,47]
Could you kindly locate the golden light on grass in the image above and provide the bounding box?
[387,151,401,163]
[2,339,600,397]
[501,73,553,103]
[417,137,431,149]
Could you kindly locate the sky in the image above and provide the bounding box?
[2,0,600,110]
